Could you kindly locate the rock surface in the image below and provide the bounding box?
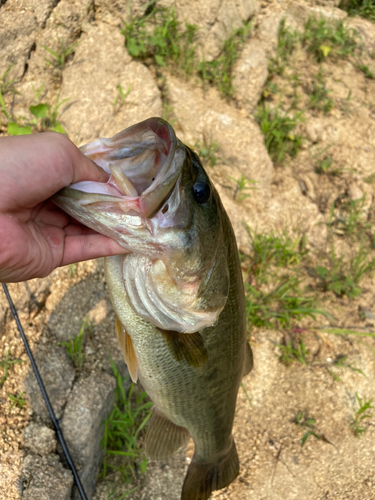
[24,346,75,421]
[61,371,116,499]
[22,453,73,500]
[23,422,57,455]
[233,40,268,112]
[59,21,163,144]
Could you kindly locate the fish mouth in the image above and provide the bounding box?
[57,117,184,219]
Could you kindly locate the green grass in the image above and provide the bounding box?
[230,175,257,202]
[268,19,300,77]
[246,230,307,285]
[341,0,375,21]
[277,339,309,366]
[326,354,366,382]
[8,392,27,409]
[315,245,375,298]
[350,392,374,437]
[198,21,252,98]
[122,5,197,76]
[327,196,372,240]
[315,156,339,175]
[293,411,321,446]
[194,137,220,168]
[113,84,131,112]
[42,41,78,71]
[243,230,323,329]
[122,5,251,98]
[59,318,93,371]
[101,360,153,483]
[302,17,360,62]
[358,64,375,79]
[0,349,24,386]
[256,103,303,164]
[308,69,334,114]
[245,276,323,329]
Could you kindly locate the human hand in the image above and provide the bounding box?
[0,132,128,283]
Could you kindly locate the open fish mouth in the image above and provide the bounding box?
[54,118,188,257]
[62,117,184,218]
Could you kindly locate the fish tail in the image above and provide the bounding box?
[181,437,239,500]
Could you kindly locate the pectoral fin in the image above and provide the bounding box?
[243,341,254,377]
[160,330,208,368]
[145,407,190,460]
[115,316,138,383]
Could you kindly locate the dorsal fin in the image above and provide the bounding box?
[160,330,208,368]
[145,406,190,460]
[115,316,138,382]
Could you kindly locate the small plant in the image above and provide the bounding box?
[42,41,78,71]
[358,64,375,79]
[341,0,375,22]
[315,245,375,298]
[113,84,131,112]
[101,360,153,483]
[268,19,300,77]
[59,318,93,371]
[315,156,338,175]
[326,354,366,382]
[350,392,374,437]
[122,6,197,76]
[0,64,18,97]
[257,103,303,164]
[8,392,27,409]
[302,17,359,62]
[0,349,24,386]
[6,91,68,136]
[294,411,321,446]
[246,229,307,285]
[277,339,309,366]
[194,137,220,168]
[308,69,334,114]
[230,175,257,202]
[245,276,323,329]
[198,21,252,98]
[327,196,371,239]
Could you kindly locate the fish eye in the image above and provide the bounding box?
[193,179,211,204]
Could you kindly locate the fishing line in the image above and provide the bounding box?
[2,283,88,500]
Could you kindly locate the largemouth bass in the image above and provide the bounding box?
[54,118,253,500]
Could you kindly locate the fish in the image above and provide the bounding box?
[54,117,253,500]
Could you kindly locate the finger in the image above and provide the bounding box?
[1,133,109,211]
[63,224,98,236]
[48,233,129,268]
[33,201,70,227]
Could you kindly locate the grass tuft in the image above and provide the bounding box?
[0,349,24,386]
[59,318,93,371]
[350,392,374,437]
[101,360,152,483]
[302,17,360,62]
[256,103,303,164]
[341,0,375,21]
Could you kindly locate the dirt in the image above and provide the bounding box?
[1,0,375,499]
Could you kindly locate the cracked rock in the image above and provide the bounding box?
[22,453,73,500]
[24,346,75,421]
[61,371,116,499]
[23,422,57,455]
